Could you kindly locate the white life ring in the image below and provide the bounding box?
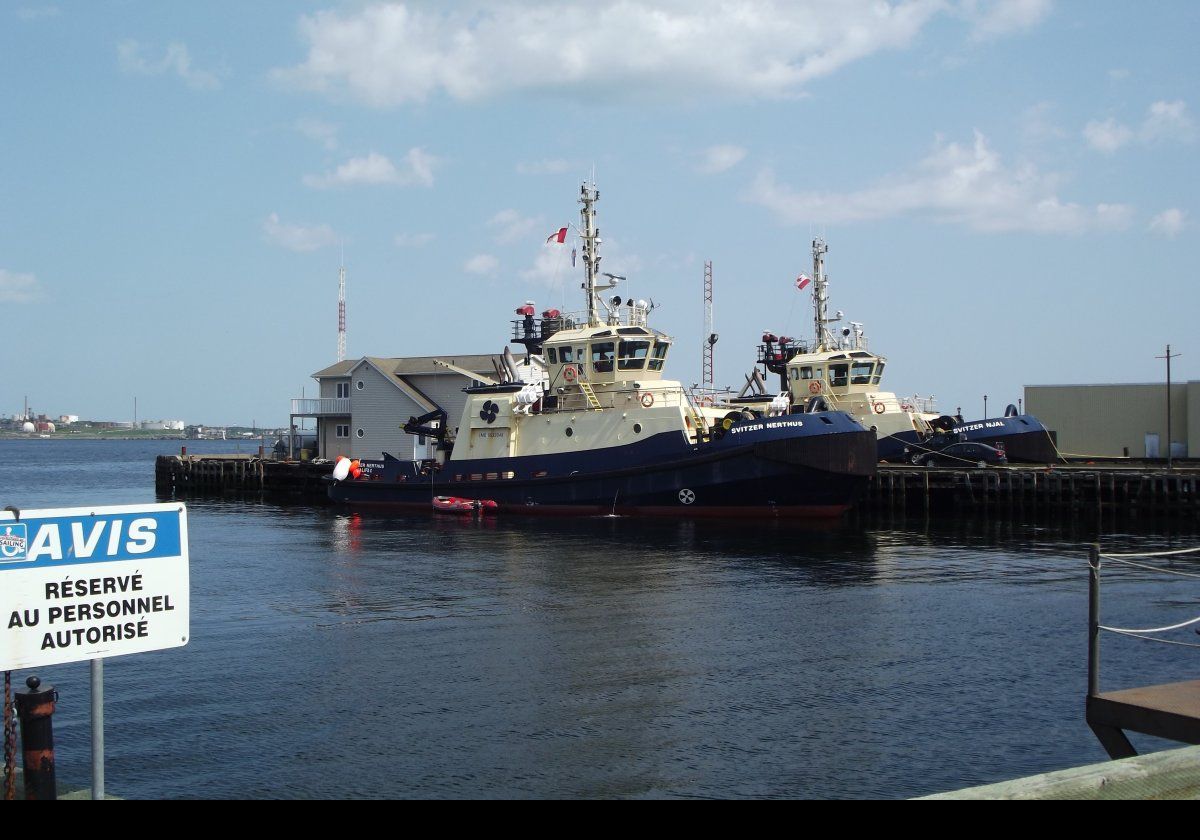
[563,365,577,382]
[641,392,654,408]
[873,401,885,415]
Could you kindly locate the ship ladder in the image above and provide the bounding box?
[578,381,602,410]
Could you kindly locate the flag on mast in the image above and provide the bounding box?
[546,226,568,244]
[796,274,812,291]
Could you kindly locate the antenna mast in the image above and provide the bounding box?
[336,257,347,363]
[812,238,832,350]
[702,260,715,389]
[579,182,602,327]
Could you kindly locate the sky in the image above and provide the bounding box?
[2,1,1197,426]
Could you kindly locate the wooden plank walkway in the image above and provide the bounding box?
[1088,681,1200,759]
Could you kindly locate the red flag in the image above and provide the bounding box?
[546,227,568,244]
[796,274,811,291]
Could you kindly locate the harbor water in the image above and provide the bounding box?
[2,439,1196,799]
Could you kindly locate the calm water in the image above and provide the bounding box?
[1,439,1197,799]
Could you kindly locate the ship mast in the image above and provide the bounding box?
[336,257,347,363]
[811,237,833,351]
[579,182,602,327]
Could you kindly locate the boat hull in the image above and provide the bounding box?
[330,415,876,518]
[878,414,1058,463]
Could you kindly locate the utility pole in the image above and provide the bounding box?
[1157,344,1181,468]
[336,254,347,363]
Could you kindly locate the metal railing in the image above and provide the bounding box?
[290,398,350,416]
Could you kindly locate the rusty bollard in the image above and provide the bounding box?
[14,676,57,800]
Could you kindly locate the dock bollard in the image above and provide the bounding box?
[14,676,57,800]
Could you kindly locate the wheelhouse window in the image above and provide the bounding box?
[591,341,615,373]
[617,340,650,370]
[558,346,573,363]
[829,364,849,387]
[648,341,670,371]
[546,347,558,364]
[850,362,873,385]
[872,362,885,385]
[798,366,815,380]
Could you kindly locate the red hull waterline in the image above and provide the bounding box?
[344,497,852,519]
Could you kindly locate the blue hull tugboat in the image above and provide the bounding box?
[329,185,876,517]
[734,238,1058,464]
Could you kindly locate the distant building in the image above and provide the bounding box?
[141,420,185,431]
[1025,381,1199,458]
[58,415,79,425]
[293,355,498,460]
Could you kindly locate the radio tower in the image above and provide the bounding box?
[702,260,715,389]
[336,257,347,362]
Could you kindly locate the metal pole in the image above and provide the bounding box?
[91,658,105,800]
[983,394,988,419]
[1166,344,1173,470]
[1088,544,1101,698]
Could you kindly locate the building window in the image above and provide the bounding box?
[336,382,350,398]
[356,380,365,390]
[356,428,365,438]
[335,425,349,438]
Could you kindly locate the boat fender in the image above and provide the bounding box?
[808,381,822,394]
[872,401,885,414]
[332,457,351,482]
[932,415,957,432]
[720,410,743,432]
[641,392,654,408]
[1004,403,1019,417]
[563,365,577,382]
[349,459,363,479]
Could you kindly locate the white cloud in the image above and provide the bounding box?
[519,247,574,286]
[697,145,747,174]
[296,118,339,150]
[1019,101,1065,144]
[464,254,499,275]
[262,213,338,252]
[517,159,572,175]
[487,209,541,245]
[744,131,1132,234]
[1083,118,1133,154]
[303,149,437,189]
[117,39,222,91]
[1140,100,1195,144]
[272,1,952,106]
[0,269,41,303]
[1149,208,1186,238]
[395,231,435,247]
[1084,100,1195,154]
[963,0,1052,41]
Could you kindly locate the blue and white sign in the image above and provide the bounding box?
[0,503,190,670]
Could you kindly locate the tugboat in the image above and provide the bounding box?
[328,184,876,517]
[735,238,1058,464]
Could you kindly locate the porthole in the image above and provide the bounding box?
[633,423,642,434]
[565,427,573,437]
[356,380,365,390]
[356,428,365,438]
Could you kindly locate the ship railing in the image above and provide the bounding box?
[290,397,351,416]
[899,395,938,414]
[755,341,809,368]
[511,307,653,344]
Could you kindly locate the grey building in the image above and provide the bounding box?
[291,354,500,460]
[1025,381,1199,459]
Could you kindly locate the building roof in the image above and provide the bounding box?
[313,354,499,379]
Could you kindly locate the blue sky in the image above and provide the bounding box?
[2,1,1197,426]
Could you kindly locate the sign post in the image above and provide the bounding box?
[1,503,190,799]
